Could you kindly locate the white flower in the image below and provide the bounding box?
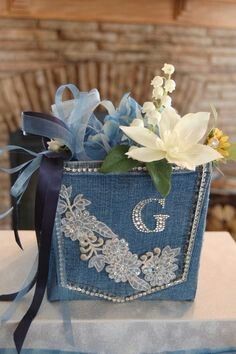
[164,79,176,93]
[151,76,163,87]
[162,63,175,75]
[162,95,172,107]
[47,139,64,152]
[120,108,223,170]
[152,87,164,99]
[142,101,156,114]
[131,118,144,128]
[128,145,139,153]
[146,110,161,126]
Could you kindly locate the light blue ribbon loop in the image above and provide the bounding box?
[54,87,102,158]
[0,157,35,217]
[0,145,39,157]
[0,146,43,219]
[55,84,80,121]
[0,159,34,174]
[73,90,101,160]
[53,87,115,160]
[10,155,42,199]
[0,155,42,219]
[22,112,75,156]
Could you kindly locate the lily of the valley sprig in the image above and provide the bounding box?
[142,63,175,129]
[100,63,236,197]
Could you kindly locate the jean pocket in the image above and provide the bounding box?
[50,162,211,302]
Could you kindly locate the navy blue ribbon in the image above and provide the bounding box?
[12,201,24,250]
[14,155,64,353]
[0,111,72,302]
[13,112,70,353]
[0,86,116,352]
[0,111,72,353]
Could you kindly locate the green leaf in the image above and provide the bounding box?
[146,159,172,197]
[228,143,236,161]
[100,145,141,173]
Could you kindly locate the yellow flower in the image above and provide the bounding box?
[207,128,231,157]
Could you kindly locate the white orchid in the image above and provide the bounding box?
[120,108,223,170]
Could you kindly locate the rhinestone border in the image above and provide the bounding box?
[63,162,185,173]
[55,163,209,302]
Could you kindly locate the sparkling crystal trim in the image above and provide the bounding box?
[63,166,184,173]
[55,163,209,302]
[63,161,186,173]
[132,198,169,233]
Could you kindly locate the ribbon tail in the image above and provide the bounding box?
[0,256,38,324]
[0,273,37,302]
[11,155,42,200]
[0,157,37,249]
[14,156,63,354]
[60,301,75,347]
[0,159,35,174]
[0,145,39,158]
[0,206,13,220]
[0,155,46,302]
[12,201,23,250]
[0,205,23,250]
[8,155,43,250]
[0,156,42,222]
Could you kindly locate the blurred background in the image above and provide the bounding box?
[0,0,235,239]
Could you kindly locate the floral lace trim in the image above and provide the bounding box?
[58,185,180,292]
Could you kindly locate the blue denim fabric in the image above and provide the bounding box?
[47,162,212,302]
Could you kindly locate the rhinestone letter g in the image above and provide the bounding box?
[132,198,169,233]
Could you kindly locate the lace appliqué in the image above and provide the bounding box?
[141,246,180,286]
[59,185,180,292]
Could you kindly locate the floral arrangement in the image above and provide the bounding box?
[99,63,236,196]
[46,63,235,197]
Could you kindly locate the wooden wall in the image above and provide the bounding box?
[1,1,236,29]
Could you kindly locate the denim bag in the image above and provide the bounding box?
[0,81,219,353]
[47,161,211,302]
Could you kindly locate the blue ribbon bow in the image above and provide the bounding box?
[0,84,116,223]
[0,83,141,353]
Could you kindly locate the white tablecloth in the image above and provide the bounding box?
[0,231,236,353]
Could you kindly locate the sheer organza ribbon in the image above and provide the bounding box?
[0,84,115,353]
[0,84,115,224]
